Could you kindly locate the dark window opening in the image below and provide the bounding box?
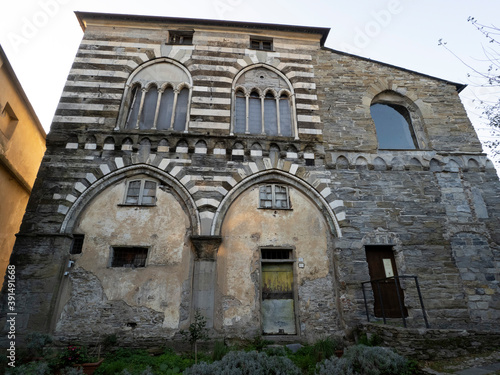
[370,103,417,149]
[70,234,85,254]
[168,31,193,45]
[305,158,315,166]
[250,37,273,51]
[262,248,292,260]
[111,247,148,268]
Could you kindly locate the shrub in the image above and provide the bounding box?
[95,348,190,375]
[6,361,50,375]
[184,350,301,375]
[212,340,230,361]
[60,367,84,375]
[26,333,53,358]
[311,336,342,360]
[358,333,383,347]
[315,345,413,375]
[247,335,273,352]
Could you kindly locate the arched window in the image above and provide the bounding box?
[370,91,427,150]
[370,103,416,149]
[232,66,296,137]
[117,59,192,132]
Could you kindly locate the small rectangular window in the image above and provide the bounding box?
[111,247,148,268]
[168,31,193,45]
[250,37,273,51]
[259,184,290,209]
[123,180,157,206]
[262,248,292,260]
[70,234,85,254]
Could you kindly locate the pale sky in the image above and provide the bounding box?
[2,0,499,170]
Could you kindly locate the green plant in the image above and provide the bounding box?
[264,345,288,357]
[95,348,192,375]
[26,332,53,358]
[315,344,414,375]
[358,333,383,347]
[6,361,50,375]
[61,367,84,375]
[184,350,301,375]
[212,340,230,361]
[102,334,118,349]
[120,367,155,375]
[59,345,93,367]
[312,337,342,361]
[180,309,209,363]
[247,335,273,351]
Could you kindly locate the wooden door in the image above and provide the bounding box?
[261,263,296,334]
[365,246,408,318]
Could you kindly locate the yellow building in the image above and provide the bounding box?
[0,45,46,280]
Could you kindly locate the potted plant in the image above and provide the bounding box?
[59,345,104,375]
[332,337,344,358]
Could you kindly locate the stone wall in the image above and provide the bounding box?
[361,323,500,360]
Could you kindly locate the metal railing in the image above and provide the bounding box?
[361,275,429,328]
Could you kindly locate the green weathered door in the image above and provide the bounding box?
[261,263,296,334]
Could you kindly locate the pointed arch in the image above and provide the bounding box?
[60,164,200,235]
[211,170,342,237]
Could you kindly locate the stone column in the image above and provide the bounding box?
[190,236,221,328]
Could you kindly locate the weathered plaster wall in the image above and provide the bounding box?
[216,185,340,340]
[55,175,194,341]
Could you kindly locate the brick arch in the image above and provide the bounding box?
[211,170,343,237]
[60,164,201,235]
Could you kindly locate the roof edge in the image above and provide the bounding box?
[0,45,46,137]
[321,46,467,93]
[74,11,330,46]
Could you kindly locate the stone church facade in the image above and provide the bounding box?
[2,12,499,346]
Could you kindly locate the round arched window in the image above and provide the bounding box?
[370,103,417,149]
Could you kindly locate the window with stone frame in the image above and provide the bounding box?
[233,67,295,137]
[123,179,157,206]
[111,247,148,268]
[250,36,273,51]
[167,30,194,45]
[259,184,290,209]
[117,60,192,132]
[370,90,427,150]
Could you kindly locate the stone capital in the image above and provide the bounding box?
[190,235,222,260]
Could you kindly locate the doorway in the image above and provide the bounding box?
[365,245,407,318]
[261,248,296,334]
